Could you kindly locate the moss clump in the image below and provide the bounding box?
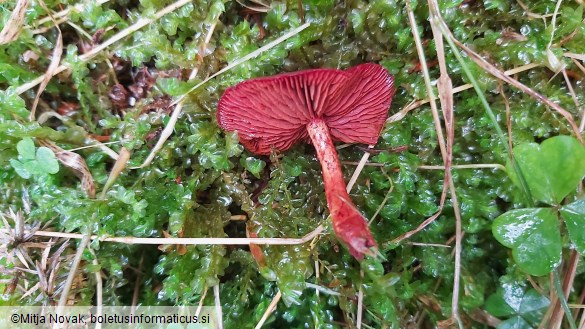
[1,0,584,328]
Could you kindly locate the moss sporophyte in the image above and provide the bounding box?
[217,63,395,259]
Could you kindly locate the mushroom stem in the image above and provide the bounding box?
[306,119,377,260]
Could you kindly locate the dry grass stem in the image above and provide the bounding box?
[356,270,364,329]
[499,84,514,154]
[564,53,585,61]
[393,0,451,247]
[1,224,325,246]
[236,0,271,12]
[516,0,556,20]
[88,247,103,329]
[0,0,29,45]
[426,1,464,323]
[29,0,63,121]
[27,0,110,30]
[56,233,90,316]
[341,161,384,167]
[131,252,145,308]
[136,18,219,169]
[406,242,452,248]
[431,2,582,143]
[15,0,193,96]
[254,290,281,329]
[135,22,311,169]
[214,284,223,329]
[346,146,373,192]
[548,251,579,329]
[195,284,209,317]
[305,282,341,296]
[388,63,541,122]
[368,169,394,224]
[418,164,506,171]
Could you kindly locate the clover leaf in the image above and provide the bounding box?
[559,198,585,254]
[506,135,585,205]
[486,285,549,329]
[9,138,59,179]
[493,208,561,276]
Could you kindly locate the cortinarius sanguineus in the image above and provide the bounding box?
[217,63,395,259]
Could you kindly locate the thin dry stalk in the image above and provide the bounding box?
[30,0,63,121]
[387,63,541,123]
[135,22,311,169]
[346,146,373,192]
[392,0,451,245]
[55,233,90,319]
[356,270,364,329]
[254,290,282,329]
[88,247,103,329]
[15,0,193,96]
[195,284,208,317]
[36,111,120,160]
[564,53,585,61]
[214,284,223,329]
[499,84,514,155]
[570,58,585,132]
[131,251,145,308]
[315,260,320,298]
[430,1,582,143]
[27,0,110,30]
[190,20,218,79]
[406,242,451,248]
[305,283,341,296]
[1,224,325,246]
[418,164,506,171]
[548,251,579,329]
[236,0,271,12]
[0,0,29,45]
[369,169,394,224]
[516,0,556,20]
[136,18,220,169]
[425,1,464,323]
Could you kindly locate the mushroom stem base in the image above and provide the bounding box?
[307,119,377,260]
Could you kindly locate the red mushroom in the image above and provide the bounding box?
[217,63,395,260]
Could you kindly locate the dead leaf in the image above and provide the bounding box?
[0,0,29,45]
[100,147,130,198]
[108,83,130,109]
[38,139,96,198]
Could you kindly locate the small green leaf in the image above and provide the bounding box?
[17,137,36,160]
[9,159,31,179]
[486,285,549,328]
[560,198,585,253]
[36,147,59,174]
[242,157,265,179]
[496,316,532,329]
[506,136,585,205]
[493,208,561,276]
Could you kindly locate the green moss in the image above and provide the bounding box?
[1,0,584,327]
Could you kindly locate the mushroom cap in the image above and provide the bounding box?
[217,63,395,155]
